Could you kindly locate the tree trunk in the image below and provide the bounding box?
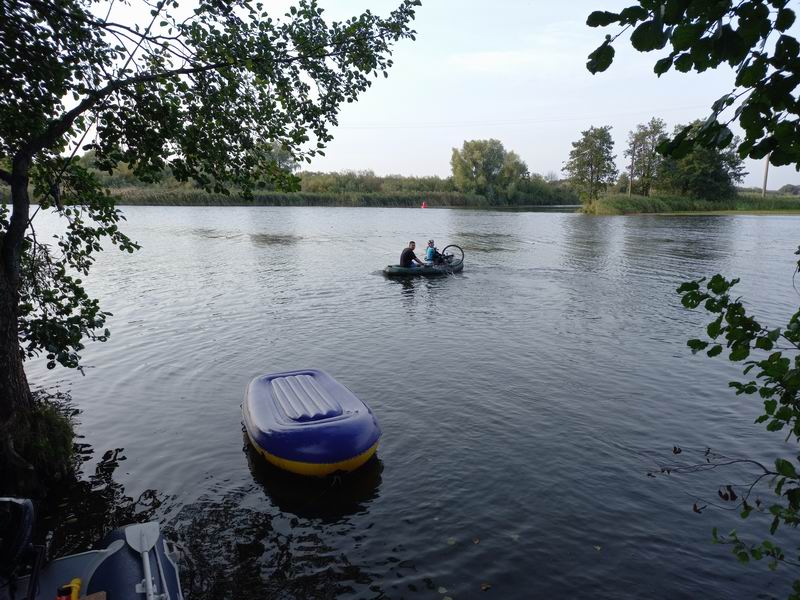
[0,267,32,422]
[0,154,34,474]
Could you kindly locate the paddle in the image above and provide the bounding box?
[124,522,161,600]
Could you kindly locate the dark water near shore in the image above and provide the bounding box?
[28,206,800,599]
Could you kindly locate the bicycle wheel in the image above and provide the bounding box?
[441,244,464,267]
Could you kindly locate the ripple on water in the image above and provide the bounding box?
[25,207,800,599]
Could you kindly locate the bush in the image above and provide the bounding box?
[584,193,800,215]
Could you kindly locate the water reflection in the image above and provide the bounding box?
[560,214,620,273]
[244,435,383,520]
[189,226,241,240]
[38,447,166,559]
[170,485,384,600]
[384,273,458,314]
[621,215,736,269]
[451,231,517,253]
[249,233,303,247]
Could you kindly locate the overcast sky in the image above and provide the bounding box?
[109,0,799,189]
[293,0,798,189]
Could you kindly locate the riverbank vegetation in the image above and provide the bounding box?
[64,127,796,212]
[585,193,800,215]
[110,187,489,207]
[73,146,580,207]
[565,119,755,213]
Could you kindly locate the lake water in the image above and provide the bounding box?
[27,206,800,599]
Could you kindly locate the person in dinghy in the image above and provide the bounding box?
[400,241,426,268]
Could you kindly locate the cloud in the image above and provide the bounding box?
[444,20,595,77]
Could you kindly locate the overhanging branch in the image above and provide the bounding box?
[0,169,11,185]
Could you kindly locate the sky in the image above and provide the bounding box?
[298,0,799,189]
[107,0,800,189]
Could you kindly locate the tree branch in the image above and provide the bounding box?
[21,59,234,158]
[0,169,11,185]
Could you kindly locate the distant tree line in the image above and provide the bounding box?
[74,124,783,207]
[76,140,580,207]
[563,118,750,202]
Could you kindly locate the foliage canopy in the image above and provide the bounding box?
[587,0,800,168]
[658,122,747,200]
[625,117,667,196]
[0,0,419,371]
[563,126,617,201]
[450,139,530,202]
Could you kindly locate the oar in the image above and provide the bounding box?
[125,522,161,600]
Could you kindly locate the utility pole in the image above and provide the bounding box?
[762,152,771,198]
[628,143,635,197]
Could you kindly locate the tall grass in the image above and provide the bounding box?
[112,188,488,207]
[585,193,800,215]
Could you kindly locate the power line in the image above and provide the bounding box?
[336,104,711,130]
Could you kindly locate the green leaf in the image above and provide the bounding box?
[707,317,723,338]
[688,339,709,353]
[776,458,797,478]
[663,0,690,24]
[716,26,749,66]
[587,11,620,27]
[755,337,773,351]
[677,280,702,293]
[654,56,673,75]
[672,23,705,51]
[618,6,649,24]
[587,42,616,74]
[707,344,723,357]
[729,344,750,361]
[776,8,796,32]
[715,125,734,148]
[707,274,729,294]
[737,59,767,87]
[631,20,668,51]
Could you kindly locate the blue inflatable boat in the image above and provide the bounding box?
[243,369,381,476]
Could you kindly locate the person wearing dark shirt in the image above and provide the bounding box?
[400,240,425,268]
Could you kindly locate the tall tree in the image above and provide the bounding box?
[586,1,800,167]
[658,123,747,200]
[625,117,667,196]
[450,139,529,202]
[0,0,418,472]
[563,126,618,201]
[499,150,530,199]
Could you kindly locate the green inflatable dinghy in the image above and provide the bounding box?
[384,244,464,277]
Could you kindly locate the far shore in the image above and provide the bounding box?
[7,188,800,215]
[582,193,800,215]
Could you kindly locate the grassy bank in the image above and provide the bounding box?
[108,187,577,208]
[584,193,800,215]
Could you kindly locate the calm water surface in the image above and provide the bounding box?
[28,206,800,599]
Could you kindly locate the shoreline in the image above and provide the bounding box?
[582,193,800,215]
